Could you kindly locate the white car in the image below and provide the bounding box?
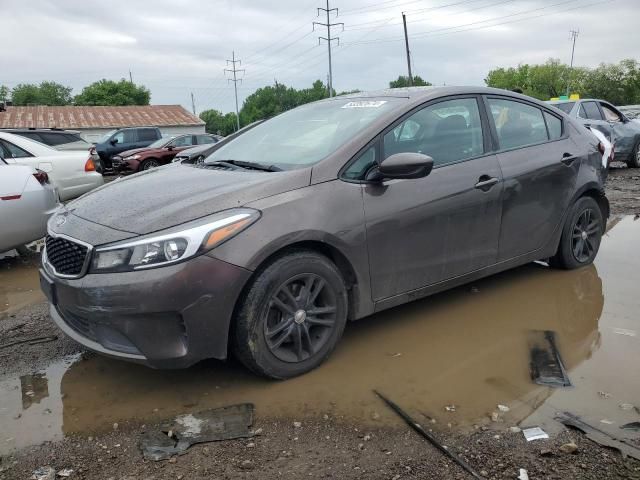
[0,132,103,201]
[0,156,60,253]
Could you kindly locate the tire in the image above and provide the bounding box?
[550,196,603,270]
[232,250,348,379]
[627,142,640,168]
[139,158,160,171]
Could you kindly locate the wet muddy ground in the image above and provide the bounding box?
[1,167,640,479]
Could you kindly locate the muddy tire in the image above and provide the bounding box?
[627,142,640,168]
[550,196,603,270]
[139,158,160,171]
[232,250,348,379]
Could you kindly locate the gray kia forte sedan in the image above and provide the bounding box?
[40,87,609,379]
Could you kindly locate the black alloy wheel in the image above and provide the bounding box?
[141,158,159,170]
[571,208,601,263]
[264,273,337,363]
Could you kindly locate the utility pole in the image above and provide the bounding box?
[224,51,244,131]
[402,13,413,86]
[129,70,133,83]
[191,92,196,115]
[314,1,343,97]
[566,29,579,96]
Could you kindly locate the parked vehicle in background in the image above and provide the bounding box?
[0,132,103,201]
[2,128,92,151]
[112,133,221,173]
[41,87,608,379]
[548,99,640,168]
[0,154,60,254]
[91,127,162,173]
[619,105,640,123]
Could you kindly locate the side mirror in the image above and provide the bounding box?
[367,152,433,181]
[110,138,118,145]
[166,145,174,151]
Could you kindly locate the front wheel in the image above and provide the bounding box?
[139,158,160,171]
[550,196,603,270]
[232,251,348,379]
[627,143,640,168]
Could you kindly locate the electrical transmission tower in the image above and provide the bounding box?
[566,29,579,96]
[224,51,245,131]
[313,0,343,97]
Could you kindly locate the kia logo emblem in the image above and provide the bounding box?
[55,215,67,227]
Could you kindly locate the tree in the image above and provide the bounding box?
[10,81,73,105]
[199,109,238,136]
[389,75,432,88]
[0,85,9,102]
[74,79,150,106]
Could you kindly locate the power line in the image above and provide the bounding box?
[567,28,580,96]
[224,51,245,131]
[313,0,344,97]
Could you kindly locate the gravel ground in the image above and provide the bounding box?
[1,166,639,480]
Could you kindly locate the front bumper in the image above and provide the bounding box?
[40,253,252,368]
[111,156,138,174]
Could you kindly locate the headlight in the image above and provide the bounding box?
[125,154,141,160]
[89,208,260,273]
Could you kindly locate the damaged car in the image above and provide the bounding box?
[40,87,609,379]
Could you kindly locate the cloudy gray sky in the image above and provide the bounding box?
[1,0,637,114]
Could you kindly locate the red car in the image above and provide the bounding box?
[112,133,221,173]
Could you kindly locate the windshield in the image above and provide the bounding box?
[206,98,401,170]
[98,130,117,143]
[148,137,172,148]
[553,102,575,114]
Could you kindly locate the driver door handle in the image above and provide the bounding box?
[561,153,578,166]
[474,175,499,191]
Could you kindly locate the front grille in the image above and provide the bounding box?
[45,235,89,277]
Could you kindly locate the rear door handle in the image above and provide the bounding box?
[474,175,499,191]
[561,153,578,166]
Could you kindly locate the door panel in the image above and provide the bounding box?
[496,138,579,261]
[364,155,503,300]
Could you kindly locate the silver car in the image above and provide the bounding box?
[0,155,60,253]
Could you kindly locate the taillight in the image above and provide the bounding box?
[598,142,605,155]
[33,169,49,185]
[85,158,96,172]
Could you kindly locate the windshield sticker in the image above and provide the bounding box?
[342,101,387,109]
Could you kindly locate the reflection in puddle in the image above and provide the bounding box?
[1,217,639,455]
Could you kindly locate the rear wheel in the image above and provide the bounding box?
[627,143,640,168]
[140,158,160,171]
[232,251,348,379]
[550,196,603,270]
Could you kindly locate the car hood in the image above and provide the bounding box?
[117,147,161,158]
[66,164,311,236]
[176,144,212,158]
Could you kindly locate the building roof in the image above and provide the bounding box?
[0,105,204,130]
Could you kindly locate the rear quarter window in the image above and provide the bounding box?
[544,112,563,140]
[138,128,159,141]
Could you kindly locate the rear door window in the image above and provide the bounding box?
[544,112,563,140]
[170,135,195,147]
[383,97,485,167]
[488,98,548,150]
[138,128,159,142]
[600,103,623,123]
[0,140,33,158]
[554,102,575,114]
[196,135,218,144]
[582,102,604,120]
[113,130,136,144]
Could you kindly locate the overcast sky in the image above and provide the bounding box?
[1,0,637,114]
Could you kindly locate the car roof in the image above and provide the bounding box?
[1,128,81,134]
[334,85,539,101]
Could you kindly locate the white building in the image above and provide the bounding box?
[0,105,205,142]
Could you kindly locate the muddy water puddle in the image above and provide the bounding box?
[1,217,639,455]
[0,251,44,317]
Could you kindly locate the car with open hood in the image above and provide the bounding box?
[40,87,609,379]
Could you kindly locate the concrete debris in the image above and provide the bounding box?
[56,469,74,477]
[598,391,612,399]
[522,427,549,442]
[556,412,640,462]
[31,467,55,480]
[517,468,530,480]
[509,427,522,433]
[445,405,457,412]
[293,421,302,428]
[559,442,579,454]
[497,404,510,413]
[619,403,635,410]
[139,403,254,461]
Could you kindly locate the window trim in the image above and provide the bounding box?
[339,94,493,183]
[483,95,568,154]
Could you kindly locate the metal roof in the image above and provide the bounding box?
[0,105,205,130]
